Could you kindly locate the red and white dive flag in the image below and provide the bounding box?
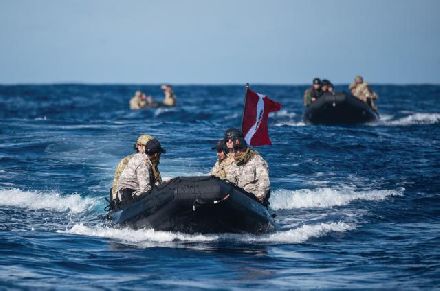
[242,87,281,146]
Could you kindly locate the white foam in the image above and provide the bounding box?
[258,222,354,243]
[66,224,218,244]
[274,121,306,127]
[270,187,403,210]
[387,113,440,126]
[0,188,97,213]
[224,112,240,120]
[273,109,296,119]
[154,107,177,117]
[64,221,352,246]
[379,114,394,121]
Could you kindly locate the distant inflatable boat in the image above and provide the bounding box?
[304,93,379,124]
[141,102,175,109]
[107,176,275,234]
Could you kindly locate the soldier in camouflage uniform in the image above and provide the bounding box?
[210,140,235,179]
[111,134,165,207]
[349,75,378,110]
[129,91,156,110]
[161,84,177,107]
[321,79,335,96]
[221,128,271,206]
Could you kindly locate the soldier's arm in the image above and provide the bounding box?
[225,163,239,185]
[111,158,126,200]
[253,158,270,202]
[210,160,220,176]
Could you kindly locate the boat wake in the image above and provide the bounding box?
[274,121,306,127]
[64,221,353,247]
[270,186,404,210]
[2,185,400,246]
[0,188,98,214]
[373,112,440,126]
[272,112,440,127]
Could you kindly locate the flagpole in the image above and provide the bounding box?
[241,83,250,132]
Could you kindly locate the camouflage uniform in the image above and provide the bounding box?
[111,154,134,201]
[117,152,154,199]
[210,153,235,179]
[225,149,270,203]
[350,82,378,110]
[129,94,147,110]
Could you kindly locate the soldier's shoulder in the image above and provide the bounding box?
[116,154,132,165]
[251,151,267,164]
[130,153,146,163]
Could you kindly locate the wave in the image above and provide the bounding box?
[259,222,353,243]
[381,113,440,126]
[270,187,404,210]
[274,121,306,127]
[273,109,296,119]
[65,224,218,245]
[65,221,352,246]
[154,107,178,117]
[0,188,98,214]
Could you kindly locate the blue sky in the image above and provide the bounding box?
[1,0,439,84]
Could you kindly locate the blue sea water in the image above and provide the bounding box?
[0,84,439,289]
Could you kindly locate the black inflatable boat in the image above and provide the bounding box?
[107,176,275,234]
[304,93,379,125]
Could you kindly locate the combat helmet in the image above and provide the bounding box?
[313,78,322,85]
[145,138,166,155]
[223,128,247,150]
[136,134,154,146]
[224,128,244,141]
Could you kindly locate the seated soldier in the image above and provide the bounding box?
[210,139,235,180]
[111,134,165,207]
[349,75,379,110]
[129,91,156,110]
[221,128,271,206]
[161,84,177,107]
[210,140,226,178]
[303,78,323,106]
[321,79,335,96]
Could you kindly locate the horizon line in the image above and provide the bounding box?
[1,82,440,86]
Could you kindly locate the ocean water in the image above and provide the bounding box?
[0,84,439,289]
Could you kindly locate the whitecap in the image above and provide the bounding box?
[0,188,98,213]
[65,224,218,245]
[274,121,306,127]
[256,222,354,243]
[270,187,404,210]
[388,113,440,126]
[64,221,352,246]
[273,109,296,119]
[154,107,177,117]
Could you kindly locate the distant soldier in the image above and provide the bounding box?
[161,84,177,107]
[221,128,271,206]
[129,91,156,110]
[304,78,323,106]
[112,134,165,206]
[349,75,379,110]
[321,79,335,96]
